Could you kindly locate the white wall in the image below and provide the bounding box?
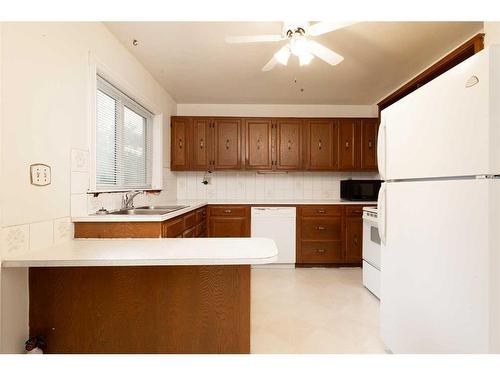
[485,22,500,47]
[0,22,177,353]
[177,103,377,118]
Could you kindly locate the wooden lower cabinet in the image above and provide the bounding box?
[296,204,372,266]
[208,205,250,238]
[75,207,207,239]
[344,217,363,263]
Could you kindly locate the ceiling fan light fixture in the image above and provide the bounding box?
[290,36,309,57]
[299,52,314,66]
[274,45,291,65]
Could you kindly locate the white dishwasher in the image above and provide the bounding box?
[251,207,296,267]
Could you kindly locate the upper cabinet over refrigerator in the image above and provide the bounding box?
[378,46,500,181]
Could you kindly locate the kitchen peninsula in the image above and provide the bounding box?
[1,238,278,354]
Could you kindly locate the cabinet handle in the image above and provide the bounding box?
[318,139,322,150]
[257,138,261,150]
[352,209,362,214]
[200,139,204,149]
[225,139,230,150]
[287,140,292,150]
[368,140,373,149]
[353,235,358,245]
[315,225,326,230]
[224,209,232,214]
[179,138,183,149]
[316,249,326,254]
[345,141,350,149]
[316,209,326,214]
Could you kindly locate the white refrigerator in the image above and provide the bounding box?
[378,45,500,353]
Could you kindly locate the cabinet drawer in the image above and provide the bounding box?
[162,217,185,238]
[301,217,341,240]
[299,241,343,263]
[184,212,197,228]
[301,206,341,217]
[209,205,248,217]
[344,205,367,217]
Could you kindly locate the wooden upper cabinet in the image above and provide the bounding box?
[191,117,211,171]
[361,118,378,170]
[304,119,337,170]
[338,118,361,170]
[171,116,379,172]
[213,118,242,170]
[171,117,190,171]
[244,118,273,170]
[276,119,302,170]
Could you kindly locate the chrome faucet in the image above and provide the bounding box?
[121,190,144,210]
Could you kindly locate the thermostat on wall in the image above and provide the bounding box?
[30,163,51,186]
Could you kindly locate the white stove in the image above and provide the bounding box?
[362,207,381,298]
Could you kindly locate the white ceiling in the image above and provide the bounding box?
[105,21,483,105]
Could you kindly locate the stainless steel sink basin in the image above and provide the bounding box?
[106,205,188,215]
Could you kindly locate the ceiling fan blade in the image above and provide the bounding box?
[262,55,279,72]
[307,21,354,36]
[225,34,284,43]
[307,40,344,66]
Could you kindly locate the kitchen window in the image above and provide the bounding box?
[95,75,154,191]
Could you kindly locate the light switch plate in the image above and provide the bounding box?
[30,163,51,186]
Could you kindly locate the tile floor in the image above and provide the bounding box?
[251,267,388,354]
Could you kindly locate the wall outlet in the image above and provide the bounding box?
[30,164,51,186]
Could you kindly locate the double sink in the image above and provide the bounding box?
[106,205,188,216]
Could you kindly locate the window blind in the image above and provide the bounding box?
[96,76,153,191]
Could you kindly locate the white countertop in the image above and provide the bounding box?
[72,199,376,222]
[1,238,278,268]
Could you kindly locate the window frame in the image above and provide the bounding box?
[95,76,153,191]
[88,56,163,194]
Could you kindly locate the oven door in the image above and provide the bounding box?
[363,217,380,270]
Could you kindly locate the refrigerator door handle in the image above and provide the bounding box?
[377,182,387,245]
[377,117,386,180]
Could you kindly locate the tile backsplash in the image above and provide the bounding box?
[176,171,379,201]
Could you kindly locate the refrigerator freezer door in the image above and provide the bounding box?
[380,46,500,180]
[380,178,500,353]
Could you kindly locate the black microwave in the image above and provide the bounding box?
[341,180,382,201]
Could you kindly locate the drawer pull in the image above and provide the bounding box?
[316,249,326,254]
[315,225,326,230]
[316,209,326,214]
[224,209,232,214]
[352,210,362,214]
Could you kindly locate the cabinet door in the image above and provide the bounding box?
[338,118,361,170]
[191,117,211,170]
[213,118,242,170]
[171,117,190,170]
[345,216,363,262]
[304,119,337,170]
[244,118,273,170]
[276,119,302,170]
[208,217,249,237]
[361,118,378,170]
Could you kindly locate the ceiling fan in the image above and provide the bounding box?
[225,22,353,71]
